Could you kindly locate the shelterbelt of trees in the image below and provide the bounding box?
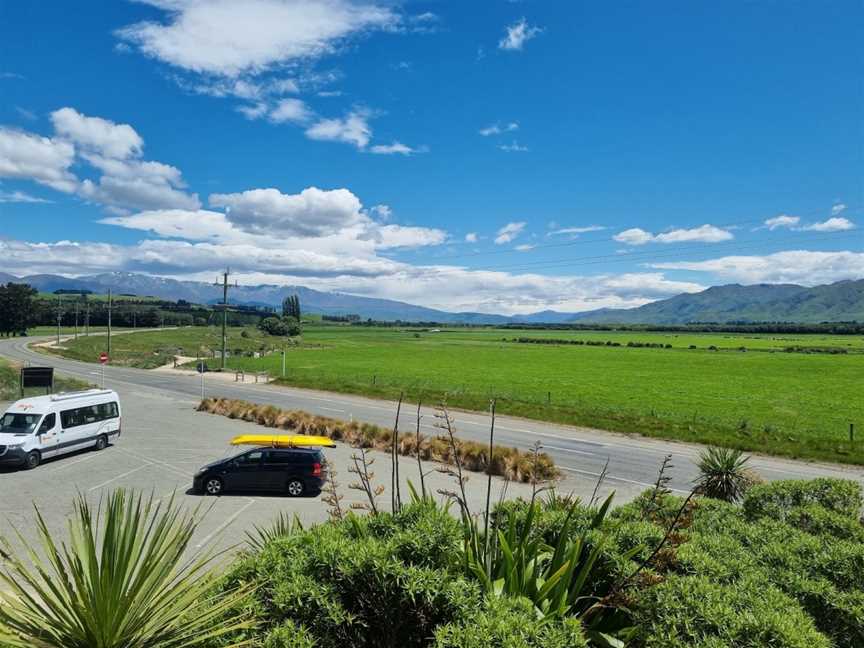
[0,282,270,335]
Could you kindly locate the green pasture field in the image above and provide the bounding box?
[40,324,864,464]
[40,326,280,369]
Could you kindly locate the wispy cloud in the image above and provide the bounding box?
[499,18,543,51]
[0,189,51,204]
[495,221,526,244]
[548,225,606,236]
[465,232,478,243]
[479,122,519,137]
[369,141,427,156]
[799,217,855,232]
[498,140,528,152]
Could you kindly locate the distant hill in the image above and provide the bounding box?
[566,280,864,324]
[2,271,861,324]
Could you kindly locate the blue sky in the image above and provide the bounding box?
[0,0,861,314]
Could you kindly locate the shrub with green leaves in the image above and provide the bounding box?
[433,596,589,648]
[743,478,863,521]
[633,574,831,648]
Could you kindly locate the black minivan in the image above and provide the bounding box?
[193,447,326,497]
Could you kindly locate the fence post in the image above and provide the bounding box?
[851,423,855,445]
[547,391,551,405]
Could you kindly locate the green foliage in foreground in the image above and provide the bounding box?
[206,477,863,648]
[0,479,860,647]
[0,490,251,648]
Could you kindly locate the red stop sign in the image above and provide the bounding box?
[99,352,109,364]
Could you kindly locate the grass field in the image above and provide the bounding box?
[41,325,864,464]
[40,326,282,369]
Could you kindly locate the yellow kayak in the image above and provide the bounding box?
[230,434,336,448]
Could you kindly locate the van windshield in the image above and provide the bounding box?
[0,413,41,435]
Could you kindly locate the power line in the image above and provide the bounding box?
[391,229,862,281]
[406,203,862,264]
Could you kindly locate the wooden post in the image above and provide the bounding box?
[851,423,855,444]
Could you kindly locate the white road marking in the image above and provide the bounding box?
[320,407,345,413]
[88,463,153,492]
[195,498,256,548]
[542,444,597,457]
[45,453,99,473]
[559,466,690,494]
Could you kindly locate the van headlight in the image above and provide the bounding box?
[6,442,24,449]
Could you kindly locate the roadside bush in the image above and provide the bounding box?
[433,597,589,648]
[633,574,831,648]
[220,505,481,648]
[198,397,560,483]
[743,478,863,521]
[258,316,301,337]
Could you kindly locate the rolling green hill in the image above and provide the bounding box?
[570,279,864,324]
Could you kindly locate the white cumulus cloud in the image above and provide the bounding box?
[614,224,733,245]
[116,0,397,77]
[799,217,855,232]
[652,250,864,286]
[0,128,78,193]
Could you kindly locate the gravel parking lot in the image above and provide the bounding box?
[0,388,548,555]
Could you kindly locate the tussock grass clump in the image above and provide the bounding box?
[198,397,559,483]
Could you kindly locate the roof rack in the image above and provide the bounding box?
[49,389,114,402]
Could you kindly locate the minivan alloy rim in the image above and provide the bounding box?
[288,481,302,495]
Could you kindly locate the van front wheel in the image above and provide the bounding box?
[94,435,108,451]
[24,451,40,470]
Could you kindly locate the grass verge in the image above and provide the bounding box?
[0,358,93,401]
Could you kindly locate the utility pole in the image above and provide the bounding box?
[74,299,79,340]
[214,269,235,370]
[85,301,90,336]
[55,295,62,346]
[107,289,112,357]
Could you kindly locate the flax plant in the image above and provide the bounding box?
[0,489,251,648]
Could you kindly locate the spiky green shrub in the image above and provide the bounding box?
[693,446,756,502]
[0,489,250,648]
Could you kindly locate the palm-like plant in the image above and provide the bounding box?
[0,489,251,648]
[464,494,638,647]
[694,446,755,502]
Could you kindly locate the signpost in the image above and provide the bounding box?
[99,352,108,388]
[197,360,206,400]
[20,367,55,398]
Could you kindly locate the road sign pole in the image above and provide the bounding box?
[101,364,104,388]
[201,370,205,400]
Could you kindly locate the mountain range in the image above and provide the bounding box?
[1,271,862,324]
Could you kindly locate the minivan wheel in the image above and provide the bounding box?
[24,451,40,470]
[204,477,223,496]
[94,435,108,451]
[286,479,305,497]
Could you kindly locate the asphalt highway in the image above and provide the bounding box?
[2,335,862,501]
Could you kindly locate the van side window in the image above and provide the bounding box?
[38,414,56,434]
[60,402,120,428]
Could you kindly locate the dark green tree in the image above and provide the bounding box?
[0,283,38,336]
[281,294,301,320]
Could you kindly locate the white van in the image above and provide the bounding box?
[0,389,122,470]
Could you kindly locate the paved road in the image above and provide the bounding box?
[2,335,862,501]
